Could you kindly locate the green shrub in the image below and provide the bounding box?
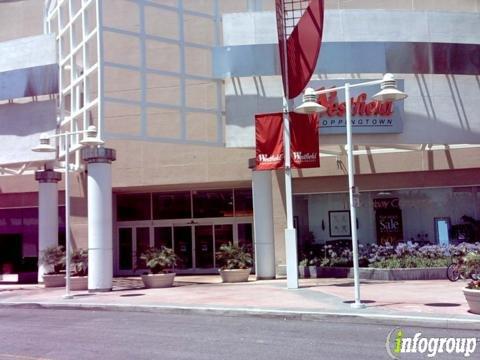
[39,245,65,274]
[141,247,177,274]
[71,249,88,276]
[369,255,449,269]
[216,242,252,270]
[464,252,480,275]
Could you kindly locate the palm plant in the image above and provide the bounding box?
[216,242,253,270]
[141,247,177,274]
[39,245,65,274]
[71,249,88,276]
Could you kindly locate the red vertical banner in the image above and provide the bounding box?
[290,112,320,168]
[255,113,284,170]
[276,0,325,99]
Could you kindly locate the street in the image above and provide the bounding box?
[0,308,477,360]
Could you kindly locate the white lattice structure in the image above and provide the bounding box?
[43,0,101,170]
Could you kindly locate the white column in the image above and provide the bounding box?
[251,160,276,279]
[35,170,62,283]
[82,147,116,292]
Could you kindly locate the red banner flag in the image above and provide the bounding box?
[255,112,320,170]
[290,112,320,168]
[255,113,284,170]
[276,0,324,99]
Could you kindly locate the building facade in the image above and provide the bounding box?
[0,0,479,282]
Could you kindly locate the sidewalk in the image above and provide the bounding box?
[1,276,479,329]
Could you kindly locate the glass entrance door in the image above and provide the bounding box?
[118,226,151,274]
[117,220,252,275]
[173,226,193,269]
[195,225,214,269]
[237,223,254,270]
[135,227,150,270]
[118,228,133,272]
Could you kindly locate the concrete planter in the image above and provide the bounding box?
[354,267,448,281]
[463,288,480,315]
[303,266,448,281]
[141,273,176,288]
[318,267,351,278]
[70,276,88,290]
[299,266,319,278]
[219,268,251,283]
[298,266,309,278]
[43,274,66,288]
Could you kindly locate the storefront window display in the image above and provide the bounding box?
[294,187,480,255]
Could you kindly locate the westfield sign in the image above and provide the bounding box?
[297,79,405,135]
[317,88,394,117]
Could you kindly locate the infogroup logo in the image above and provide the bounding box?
[385,328,478,359]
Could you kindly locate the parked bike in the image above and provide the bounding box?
[447,253,480,282]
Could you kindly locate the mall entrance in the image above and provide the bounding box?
[114,188,254,275]
[116,219,253,275]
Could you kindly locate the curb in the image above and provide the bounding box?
[1,301,479,330]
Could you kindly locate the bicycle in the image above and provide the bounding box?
[447,256,480,282]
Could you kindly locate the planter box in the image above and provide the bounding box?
[43,274,66,288]
[299,266,319,278]
[141,273,175,288]
[354,267,448,281]
[18,272,38,284]
[463,288,480,315]
[298,266,309,278]
[302,266,448,281]
[70,276,88,290]
[219,268,251,283]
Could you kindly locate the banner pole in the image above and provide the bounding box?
[280,0,299,289]
[283,99,299,289]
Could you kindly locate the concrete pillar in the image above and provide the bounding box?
[35,169,62,282]
[250,158,276,279]
[82,147,116,292]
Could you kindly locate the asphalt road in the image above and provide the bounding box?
[0,308,478,360]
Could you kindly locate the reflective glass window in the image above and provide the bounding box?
[234,188,253,216]
[193,190,233,218]
[117,193,151,221]
[152,191,191,219]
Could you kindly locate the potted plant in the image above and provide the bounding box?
[140,247,177,288]
[463,252,480,314]
[70,248,88,290]
[464,280,480,314]
[298,258,310,278]
[39,245,66,287]
[216,242,253,283]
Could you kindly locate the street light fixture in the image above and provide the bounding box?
[295,73,407,309]
[33,125,103,299]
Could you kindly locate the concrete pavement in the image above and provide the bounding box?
[1,276,479,329]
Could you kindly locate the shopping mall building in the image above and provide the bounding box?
[0,0,479,289]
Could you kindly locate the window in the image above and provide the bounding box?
[234,188,253,216]
[116,193,151,221]
[153,191,191,219]
[193,190,233,218]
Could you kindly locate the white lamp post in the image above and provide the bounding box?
[295,73,407,308]
[33,125,103,299]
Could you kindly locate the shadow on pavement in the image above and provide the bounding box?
[424,302,462,307]
[343,300,376,304]
[332,281,392,287]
